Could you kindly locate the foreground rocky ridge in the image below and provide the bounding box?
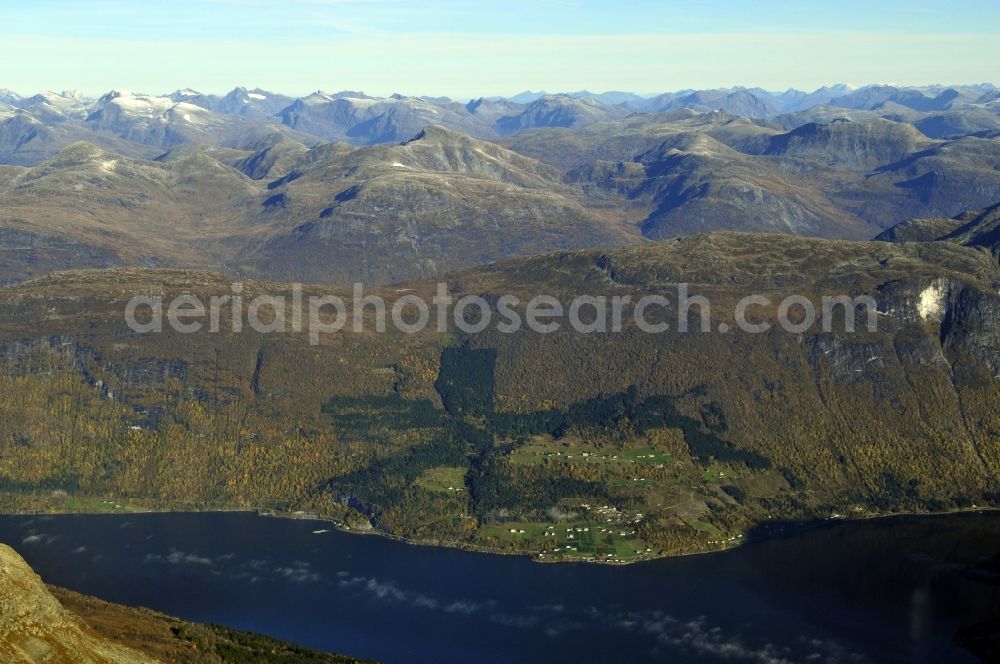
[0,543,155,663]
[0,544,367,663]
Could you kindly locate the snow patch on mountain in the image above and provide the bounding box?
[917,280,947,321]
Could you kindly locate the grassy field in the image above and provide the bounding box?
[58,496,143,513]
[477,517,653,562]
[414,466,468,493]
[509,439,675,468]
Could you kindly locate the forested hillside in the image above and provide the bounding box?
[1,232,997,561]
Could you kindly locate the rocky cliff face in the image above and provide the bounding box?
[0,544,158,663]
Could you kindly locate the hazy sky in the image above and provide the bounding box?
[1,0,997,98]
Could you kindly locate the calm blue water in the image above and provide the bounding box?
[1,511,998,663]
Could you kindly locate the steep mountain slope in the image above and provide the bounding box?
[0,111,163,166]
[773,93,1000,140]
[0,130,637,285]
[0,544,367,663]
[85,90,232,147]
[85,90,311,151]
[178,86,295,119]
[502,110,778,170]
[494,94,629,134]
[772,105,881,130]
[716,90,778,119]
[0,544,156,663]
[873,203,1000,252]
[829,85,990,112]
[769,84,859,112]
[873,217,965,243]
[629,133,874,239]
[464,97,526,127]
[857,137,1000,220]
[565,90,649,105]
[0,141,264,282]
[943,203,1000,256]
[0,90,313,166]
[53,586,370,663]
[635,89,730,114]
[277,92,496,144]
[0,232,997,559]
[762,118,931,171]
[250,126,639,283]
[632,89,778,118]
[911,109,1000,139]
[509,113,1000,238]
[9,90,91,123]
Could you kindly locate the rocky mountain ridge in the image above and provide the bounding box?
[3,104,1000,286]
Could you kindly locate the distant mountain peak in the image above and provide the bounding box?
[401,124,466,145]
[96,89,137,105]
[42,140,117,166]
[508,90,548,104]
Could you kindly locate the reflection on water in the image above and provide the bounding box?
[1,511,998,663]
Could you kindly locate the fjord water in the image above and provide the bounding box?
[1,512,997,663]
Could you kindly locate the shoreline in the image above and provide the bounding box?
[3,501,998,566]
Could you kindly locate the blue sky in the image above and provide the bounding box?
[1,0,997,97]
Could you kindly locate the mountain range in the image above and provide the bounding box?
[2,84,998,161]
[2,83,1000,286]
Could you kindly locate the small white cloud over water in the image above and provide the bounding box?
[145,549,214,566]
[606,611,865,664]
[336,571,484,615]
[490,612,540,628]
[275,561,319,583]
[443,600,482,615]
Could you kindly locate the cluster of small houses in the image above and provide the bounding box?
[518,521,654,560]
[534,450,667,471]
[580,503,645,525]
